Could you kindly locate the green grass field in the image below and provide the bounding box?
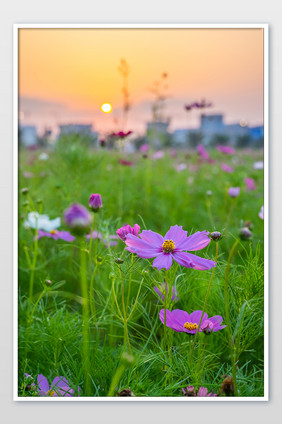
[18,139,264,398]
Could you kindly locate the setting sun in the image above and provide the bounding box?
[101,103,112,113]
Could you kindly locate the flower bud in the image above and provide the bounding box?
[115,258,124,264]
[210,231,222,241]
[89,193,102,212]
[21,187,29,195]
[116,224,140,241]
[63,203,92,236]
[239,227,252,241]
[117,388,135,397]
[243,220,253,230]
[45,279,52,286]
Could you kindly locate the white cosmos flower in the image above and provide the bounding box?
[253,161,264,170]
[39,152,49,161]
[24,212,61,232]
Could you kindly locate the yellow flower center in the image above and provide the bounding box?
[50,230,57,235]
[162,239,175,253]
[183,322,198,331]
[47,389,55,396]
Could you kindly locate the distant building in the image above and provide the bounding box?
[172,114,263,147]
[58,124,98,145]
[19,125,38,147]
[146,120,170,148]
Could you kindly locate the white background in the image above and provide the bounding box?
[0,1,281,423]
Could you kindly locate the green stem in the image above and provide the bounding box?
[119,266,131,353]
[29,288,46,320]
[88,213,95,257]
[29,228,39,303]
[191,242,218,359]
[224,238,239,395]
[80,241,91,396]
[107,364,126,397]
[89,265,98,317]
[126,254,134,309]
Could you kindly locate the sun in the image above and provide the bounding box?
[101,103,112,113]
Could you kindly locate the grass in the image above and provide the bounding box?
[18,138,264,397]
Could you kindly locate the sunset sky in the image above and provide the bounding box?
[18,28,264,136]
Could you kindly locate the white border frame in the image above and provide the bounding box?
[13,23,269,402]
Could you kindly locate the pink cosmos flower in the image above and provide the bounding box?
[152,150,164,160]
[159,309,226,334]
[197,144,209,160]
[36,374,80,397]
[37,230,75,242]
[259,205,264,220]
[117,224,140,242]
[140,144,149,153]
[221,163,234,173]
[228,187,240,198]
[182,385,217,397]
[124,225,216,271]
[216,144,235,154]
[244,177,256,191]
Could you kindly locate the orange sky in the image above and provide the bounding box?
[18,28,264,135]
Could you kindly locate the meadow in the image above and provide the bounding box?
[18,137,264,398]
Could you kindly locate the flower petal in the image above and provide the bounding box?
[159,309,184,332]
[51,377,74,397]
[164,225,187,245]
[152,253,173,270]
[58,231,75,242]
[37,374,49,394]
[128,248,159,258]
[125,233,156,250]
[189,310,208,326]
[170,309,190,325]
[183,253,216,270]
[139,230,164,247]
[177,231,211,251]
[172,251,195,268]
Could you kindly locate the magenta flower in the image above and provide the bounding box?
[140,144,149,153]
[37,229,75,242]
[259,205,264,220]
[182,385,217,397]
[244,177,256,191]
[216,144,235,154]
[159,309,226,334]
[116,224,140,242]
[124,225,216,271]
[64,203,92,236]
[154,282,179,303]
[89,193,102,211]
[110,130,133,139]
[197,144,209,160]
[228,187,240,198]
[25,374,80,397]
[221,163,234,173]
[118,158,134,166]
